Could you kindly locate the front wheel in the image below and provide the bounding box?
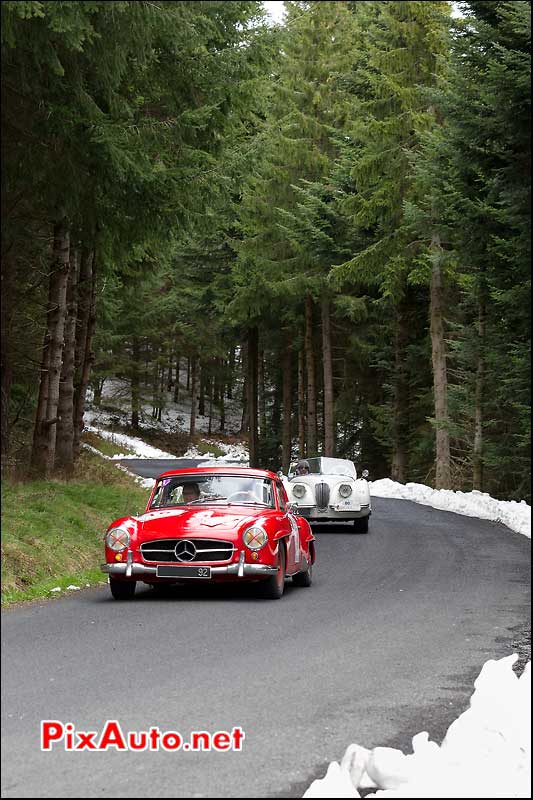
[292,561,312,587]
[258,543,286,599]
[109,577,136,600]
[352,516,369,534]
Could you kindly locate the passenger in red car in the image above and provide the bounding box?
[182,483,201,503]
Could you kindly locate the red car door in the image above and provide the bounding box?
[275,481,300,572]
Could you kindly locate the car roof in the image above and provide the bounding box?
[157,466,279,481]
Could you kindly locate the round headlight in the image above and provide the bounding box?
[339,483,352,498]
[292,483,306,499]
[106,527,130,552]
[242,526,268,551]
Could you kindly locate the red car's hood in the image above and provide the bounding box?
[137,506,271,540]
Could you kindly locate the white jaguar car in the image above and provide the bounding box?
[284,457,371,533]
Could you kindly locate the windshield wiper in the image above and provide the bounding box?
[227,501,269,507]
[187,496,227,504]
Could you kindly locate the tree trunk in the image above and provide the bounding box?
[281,347,292,474]
[186,357,191,391]
[298,348,306,458]
[151,351,159,418]
[258,349,266,436]
[1,258,16,461]
[189,357,198,436]
[55,247,80,473]
[73,252,97,459]
[72,248,94,458]
[167,350,173,392]
[247,327,259,468]
[240,343,249,434]
[430,233,451,489]
[227,347,235,399]
[1,361,13,462]
[391,301,409,482]
[199,364,206,417]
[131,336,140,430]
[31,221,71,476]
[93,378,104,407]
[208,376,214,435]
[158,357,165,421]
[305,294,317,456]
[173,353,180,403]
[219,390,225,433]
[321,297,334,457]
[472,277,487,491]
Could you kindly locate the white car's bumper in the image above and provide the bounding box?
[296,504,371,522]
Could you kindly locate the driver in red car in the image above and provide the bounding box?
[181,483,201,503]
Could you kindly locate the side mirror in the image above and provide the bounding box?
[277,470,284,478]
[361,469,369,480]
[287,502,299,515]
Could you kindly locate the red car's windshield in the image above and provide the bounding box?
[150,475,275,509]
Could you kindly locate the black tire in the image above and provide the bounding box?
[352,516,369,534]
[292,560,312,587]
[109,577,136,600]
[258,543,286,599]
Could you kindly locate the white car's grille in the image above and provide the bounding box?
[315,482,330,509]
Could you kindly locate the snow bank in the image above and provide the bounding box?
[304,654,531,798]
[82,442,155,490]
[183,440,249,464]
[370,479,531,539]
[85,423,177,460]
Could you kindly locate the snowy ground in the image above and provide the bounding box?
[304,655,531,799]
[86,375,244,436]
[370,479,531,540]
[83,385,530,797]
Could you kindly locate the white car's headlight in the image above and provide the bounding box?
[106,527,131,552]
[242,526,268,551]
[338,483,352,498]
[292,483,307,498]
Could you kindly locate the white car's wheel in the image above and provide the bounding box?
[352,517,369,534]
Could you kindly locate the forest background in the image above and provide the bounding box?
[1,0,530,502]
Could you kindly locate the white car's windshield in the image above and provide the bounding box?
[150,475,275,509]
[289,457,357,478]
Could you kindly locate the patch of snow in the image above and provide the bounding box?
[86,376,244,436]
[66,585,80,591]
[183,440,249,464]
[49,587,62,593]
[85,423,176,459]
[304,654,531,798]
[82,442,155,490]
[370,479,531,539]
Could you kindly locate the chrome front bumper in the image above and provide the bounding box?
[297,505,371,521]
[101,550,278,580]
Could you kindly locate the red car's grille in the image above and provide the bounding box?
[140,539,235,563]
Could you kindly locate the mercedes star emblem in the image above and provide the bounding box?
[175,540,197,562]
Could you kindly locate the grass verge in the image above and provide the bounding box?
[1,449,148,606]
[82,431,136,458]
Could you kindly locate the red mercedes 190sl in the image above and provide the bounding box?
[102,466,315,600]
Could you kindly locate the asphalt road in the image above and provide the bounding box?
[118,458,249,478]
[1,497,530,798]
[118,458,209,477]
